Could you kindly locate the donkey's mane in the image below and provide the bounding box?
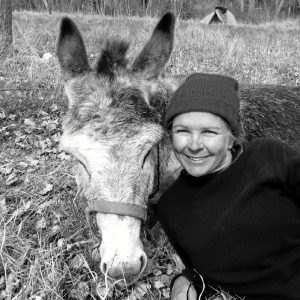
[96,39,130,80]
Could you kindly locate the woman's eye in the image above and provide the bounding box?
[203,130,217,135]
[174,129,188,134]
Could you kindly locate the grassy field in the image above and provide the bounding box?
[0,11,300,300]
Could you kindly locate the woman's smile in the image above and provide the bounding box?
[184,154,211,162]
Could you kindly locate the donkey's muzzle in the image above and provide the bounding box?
[100,251,147,286]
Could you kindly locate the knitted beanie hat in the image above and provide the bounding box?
[165,73,240,135]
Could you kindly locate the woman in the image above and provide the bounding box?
[155,73,300,300]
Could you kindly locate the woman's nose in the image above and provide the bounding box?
[188,134,204,151]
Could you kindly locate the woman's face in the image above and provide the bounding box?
[172,112,234,177]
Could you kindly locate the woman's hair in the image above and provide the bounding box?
[226,120,245,159]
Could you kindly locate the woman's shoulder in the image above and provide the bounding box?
[242,137,300,166]
[245,137,297,154]
[157,172,187,206]
[247,137,284,147]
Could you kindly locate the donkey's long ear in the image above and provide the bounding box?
[131,12,175,80]
[57,17,90,81]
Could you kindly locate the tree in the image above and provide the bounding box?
[42,0,52,14]
[239,0,245,13]
[0,0,13,60]
[275,0,286,18]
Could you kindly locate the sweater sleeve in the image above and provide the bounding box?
[284,144,300,201]
[256,138,300,202]
[157,214,205,294]
[156,208,193,269]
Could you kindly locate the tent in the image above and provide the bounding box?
[200,6,237,25]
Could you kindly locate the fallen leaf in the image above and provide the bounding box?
[28,158,39,167]
[172,254,184,272]
[125,294,138,300]
[5,272,20,294]
[8,114,16,120]
[51,133,60,143]
[69,254,85,269]
[36,217,47,230]
[42,52,53,60]
[0,196,7,216]
[41,120,49,127]
[57,152,70,160]
[12,200,32,218]
[46,123,57,131]
[39,110,48,117]
[18,162,29,169]
[69,281,89,300]
[57,238,65,248]
[6,172,20,186]
[135,282,149,297]
[166,263,173,275]
[0,290,7,299]
[96,283,113,299]
[162,288,170,298]
[52,211,62,221]
[40,183,53,195]
[50,104,58,112]
[154,280,165,290]
[36,199,54,213]
[50,224,60,235]
[24,118,36,127]
[153,269,162,276]
[91,247,101,261]
[0,276,4,289]
[0,165,13,175]
[156,274,170,286]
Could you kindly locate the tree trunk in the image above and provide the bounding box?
[239,0,245,13]
[0,0,13,60]
[248,0,256,12]
[29,0,37,10]
[275,0,285,18]
[42,0,52,14]
[262,0,270,20]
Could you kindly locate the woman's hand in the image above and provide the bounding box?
[170,275,197,300]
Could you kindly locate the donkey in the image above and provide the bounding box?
[57,12,300,285]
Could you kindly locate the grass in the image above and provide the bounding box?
[0,10,300,300]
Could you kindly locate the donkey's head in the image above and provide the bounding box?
[57,13,175,285]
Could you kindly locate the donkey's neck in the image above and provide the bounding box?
[150,134,181,204]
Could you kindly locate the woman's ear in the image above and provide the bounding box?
[228,135,234,150]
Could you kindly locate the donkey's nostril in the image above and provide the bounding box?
[139,251,148,275]
[100,261,107,275]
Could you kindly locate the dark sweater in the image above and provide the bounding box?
[156,138,300,300]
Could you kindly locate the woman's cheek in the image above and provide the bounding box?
[172,136,187,153]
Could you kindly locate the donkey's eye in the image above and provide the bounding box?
[142,151,151,169]
[77,160,90,176]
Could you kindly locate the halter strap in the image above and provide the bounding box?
[86,199,147,221]
[149,145,160,200]
[85,201,147,242]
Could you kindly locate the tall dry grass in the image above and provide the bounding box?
[0,11,299,300]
